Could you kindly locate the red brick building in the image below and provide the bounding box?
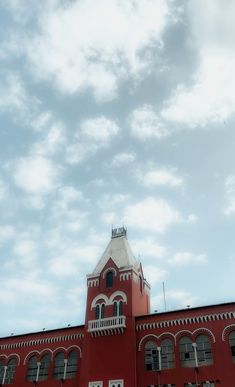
[0,227,235,386]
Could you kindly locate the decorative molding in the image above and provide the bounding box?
[138,333,176,351]
[88,279,99,287]
[91,291,127,309]
[0,353,21,365]
[222,324,235,341]
[0,332,84,351]
[136,311,235,332]
[23,345,82,364]
[102,267,117,279]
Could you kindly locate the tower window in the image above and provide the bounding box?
[106,271,114,288]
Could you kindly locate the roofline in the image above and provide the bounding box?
[135,301,235,320]
[0,324,85,340]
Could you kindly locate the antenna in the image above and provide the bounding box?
[163,281,167,312]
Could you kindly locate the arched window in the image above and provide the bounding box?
[95,304,100,320]
[5,358,17,384]
[26,355,38,382]
[101,303,105,319]
[53,352,65,380]
[38,354,50,381]
[113,301,118,317]
[106,271,113,288]
[196,334,213,366]
[145,341,159,371]
[179,337,195,367]
[161,339,175,369]
[229,331,235,362]
[66,351,78,379]
[0,359,5,384]
[119,301,123,316]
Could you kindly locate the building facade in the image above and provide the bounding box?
[0,227,235,386]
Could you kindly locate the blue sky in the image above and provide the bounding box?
[0,0,235,336]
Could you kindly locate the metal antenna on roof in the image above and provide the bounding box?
[163,281,167,312]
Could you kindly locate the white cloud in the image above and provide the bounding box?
[224,175,235,215]
[80,116,120,143]
[144,265,168,285]
[66,116,120,164]
[111,152,136,167]
[0,179,8,200]
[162,1,235,128]
[130,104,168,140]
[12,156,61,195]
[0,225,16,245]
[139,168,184,188]
[131,237,167,259]
[123,197,182,233]
[168,251,207,266]
[32,123,66,156]
[27,0,172,101]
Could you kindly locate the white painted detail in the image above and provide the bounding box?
[109,380,124,387]
[89,381,103,387]
[88,316,126,333]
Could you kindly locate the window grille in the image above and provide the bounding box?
[38,354,50,381]
[5,358,17,384]
[53,352,65,380]
[179,337,195,367]
[66,351,78,379]
[26,355,38,382]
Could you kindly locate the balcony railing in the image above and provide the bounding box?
[88,316,126,335]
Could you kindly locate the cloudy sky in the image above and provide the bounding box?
[0,0,235,337]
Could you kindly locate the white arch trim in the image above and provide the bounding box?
[109,291,127,304]
[66,345,82,358]
[23,350,41,365]
[222,324,235,341]
[0,353,21,365]
[138,333,175,351]
[193,327,216,343]
[91,294,109,309]
[102,267,117,279]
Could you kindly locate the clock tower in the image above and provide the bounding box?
[80,227,150,387]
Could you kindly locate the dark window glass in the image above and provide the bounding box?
[53,352,64,380]
[179,337,195,367]
[0,360,5,384]
[106,271,113,287]
[5,358,17,384]
[101,304,105,319]
[113,301,118,317]
[196,335,213,366]
[38,354,50,381]
[95,304,100,320]
[145,341,159,371]
[161,339,175,369]
[119,301,123,316]
[229,331,235,361]
[26,356,38,382]
[66,351,78,379]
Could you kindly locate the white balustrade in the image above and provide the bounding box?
[88,316,126,332]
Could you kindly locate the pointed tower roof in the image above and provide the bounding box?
[92,227,138,274]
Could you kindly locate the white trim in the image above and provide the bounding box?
[91,294,109,309]
[89,381,103,387]
[109,291,127,304]
[222,324,235,341]
[102,267,117,279]
[109,379,124,387]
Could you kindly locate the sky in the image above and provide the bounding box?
[0,0,235,337]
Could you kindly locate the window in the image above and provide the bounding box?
[196,335,213,366]
[113,301,123,317]
[106,271,114,287]
[184,384,197,387]
[5,358,17,384]
[179,337,195,367]
[66,351,78,379]
[53,352,65,380]
[96,304,105,319]
[89,382,103,387]
[109,380,124,387]
[26,355,38,382]
[161,339,175,369]
[145,341,159,371]
[0,359,5,384]
[202,383,215,387]
[38,354,50,381]
[229,331,235,361]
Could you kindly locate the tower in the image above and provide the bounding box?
[80,227,151,387]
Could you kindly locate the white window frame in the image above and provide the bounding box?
[89,381,103,387]
[109,379,124,387]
